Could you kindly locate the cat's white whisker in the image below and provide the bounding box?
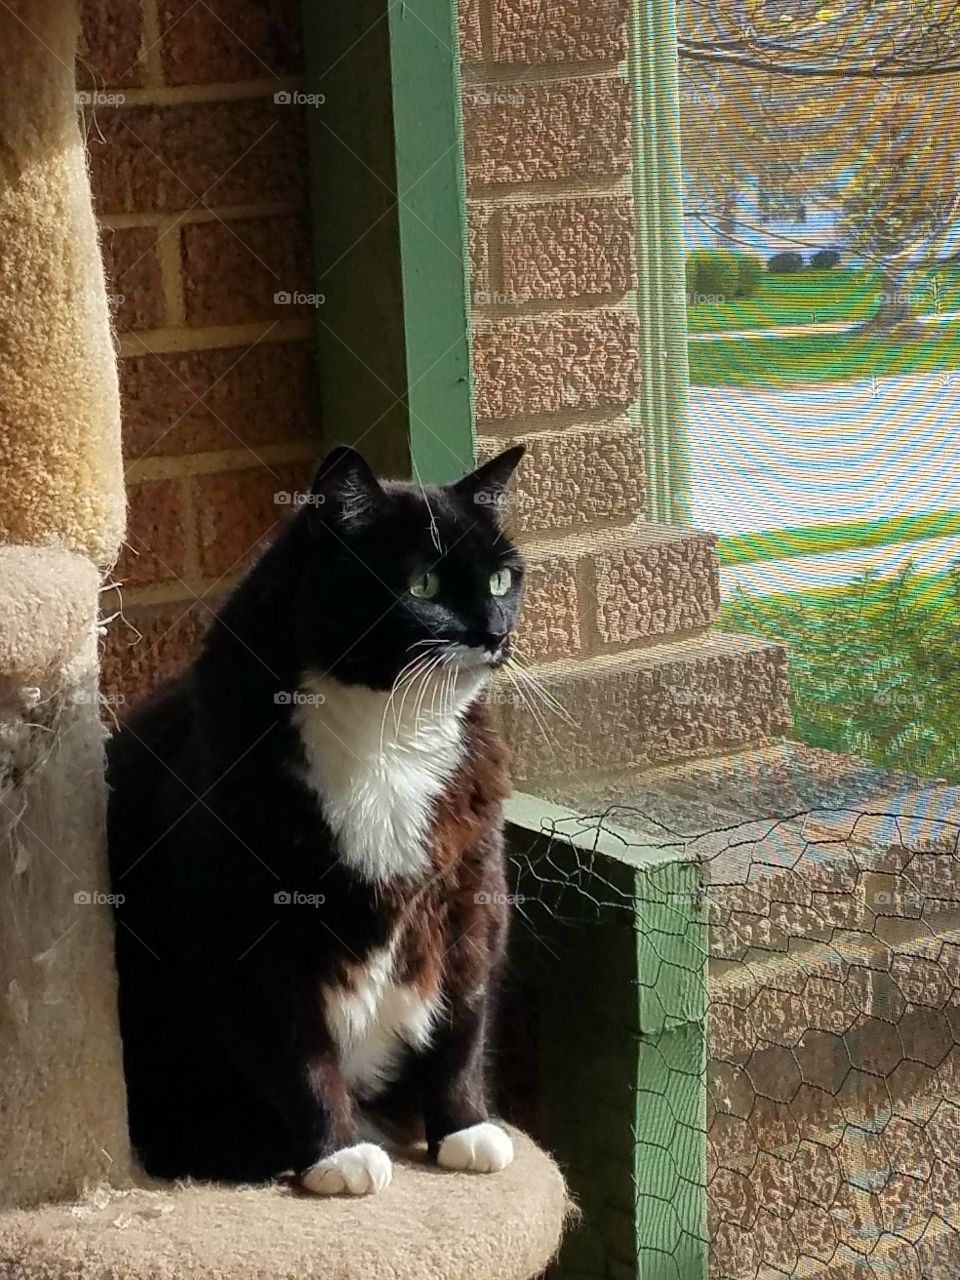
[507,657,575,726]
[379,652,432,755]
[409,651,448,738]
[503,662,561,759]
[511,668,571,730]
[394,651,445,743]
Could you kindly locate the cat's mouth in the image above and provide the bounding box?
[444,641,510,672]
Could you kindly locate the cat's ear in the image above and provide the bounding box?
[452,444,525,508]
[308,446,386,526]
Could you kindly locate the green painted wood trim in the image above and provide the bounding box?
[634,861,708,1280]
[388,0,475,483]
[507,795,708,1280]
[302,0,474,482]
[628,0,692,526]
[719,508,960,567]
[504,791,695,872]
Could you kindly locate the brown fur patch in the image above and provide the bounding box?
[386,702,513,1002]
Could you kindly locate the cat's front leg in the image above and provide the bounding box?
[422,986,514,1175]
[297,1058,393,1196]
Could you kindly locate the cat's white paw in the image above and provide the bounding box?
[437,1122,514,1173]
[301,1143,393,1195]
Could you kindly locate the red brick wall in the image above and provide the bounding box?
[461,0,652,664]
[84,0,317,704]
[89,0,655,705]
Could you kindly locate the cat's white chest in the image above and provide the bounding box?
[323,944,441,1097]
[293,670,483,881]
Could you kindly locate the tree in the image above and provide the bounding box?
[678,0,960,333]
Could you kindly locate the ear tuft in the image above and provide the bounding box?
[308,446,385,525]
[453,444,525,511]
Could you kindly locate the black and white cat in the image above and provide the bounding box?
[107,444,526,1195]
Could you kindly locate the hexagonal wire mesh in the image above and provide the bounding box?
[503,787,960,1279]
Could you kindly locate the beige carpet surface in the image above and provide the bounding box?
[0,1131,568,1280]
[0,0,125,568]
[0,545,99,682]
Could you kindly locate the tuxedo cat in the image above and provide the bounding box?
[107,444,525,1194]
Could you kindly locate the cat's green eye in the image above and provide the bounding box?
[409,570,440,600]
[489,567,513,597]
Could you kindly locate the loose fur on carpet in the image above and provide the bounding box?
[0,1130,569,1280]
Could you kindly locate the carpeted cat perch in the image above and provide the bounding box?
[0,2,566,1276]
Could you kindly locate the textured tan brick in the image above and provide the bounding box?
[459,0,485,61]
[482,424,645,532]
[515,555,581,660]
[594,524,719,645]
[181,215,314,326]
[159,0,303,85]
[194,462,312,578]
[464,77,630,187]
[500,633,790,781]
[493,0,627,63]
[78,0,143,90]
[89,99,307,215]
[117,479,188,587]
[100,225,165,332]
[468,203,492,301]
[501,197,636,301]
[473,311,640,421]
[101,598,211,707]
[121,341,316,459]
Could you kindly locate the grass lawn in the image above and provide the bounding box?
[718,563,960,783]
[689,321,960,388]
[687,264,960,335]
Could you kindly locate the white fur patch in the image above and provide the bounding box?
[301,1143,392,1195]
[437,1122,514,1173]
[323,942,443,1098]
[293,664,488,882]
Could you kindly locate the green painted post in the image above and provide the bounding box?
[506,796,709,1280]
[633,860,708,1280]
[302,0,475,483]
[629,0,693,526]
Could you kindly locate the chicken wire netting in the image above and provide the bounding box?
[503,786,960,1280]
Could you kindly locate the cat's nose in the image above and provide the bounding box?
[486,629,508,653]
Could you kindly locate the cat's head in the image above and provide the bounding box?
[291,444,526,691]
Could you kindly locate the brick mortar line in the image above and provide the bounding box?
[472,298,635,327]
[158,225,186,327]
[486,206,505,300]
[511,514,650,549]
[105,77,305,106]
[125,440,318,482]
[138,0,164,89]
[180,471,201,582]
[100,202,305,231]
[476,0,495,63]
[516,518,654,558]
[115,578,233,609]
[477,410,639,438]
[469,178,629,207]
[585,622,719,662]
[471,293,632,319]
[575,549,603,657]
[461,60,625,87]
[468,175,629,202]
[119,319,312,356]
[528,742,779,796]
[509,630,779,682]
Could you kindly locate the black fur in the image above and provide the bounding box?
[107,446,525,1182]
